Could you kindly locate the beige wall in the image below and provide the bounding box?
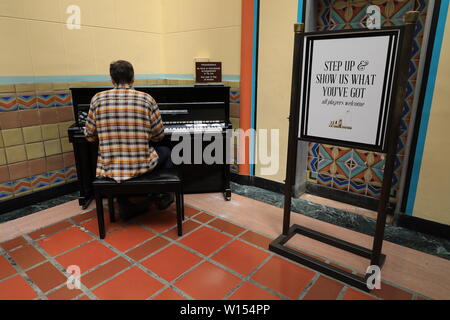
[161,0,241,76]
[0,0,241,79]
[413,6,450,226]
[255,0,298,182]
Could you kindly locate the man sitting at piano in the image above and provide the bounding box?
[84,60,174,220]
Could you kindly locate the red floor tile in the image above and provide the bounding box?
[126,237,169,261]
[179,226,232,256]
[0,275,38,300]
[0,236,27,251]
[302,275,344,300]
[82,257,131,289]
[93,267,164,300]
[81,217,127,237]
[153,288,186,300]
[0,256,17,280]
[240,230,273,250]
[212,240,269,276]
[174,262,241,300]
[228,282,281,300]
[192,212,215,223]
[133,210,178,233]
[46,285,83,300]
[71,209,96,224]
[209,219,246,236]
[37,227,93,256]
[8,245,46,270]
[163,220,201,240]
[28,220,73,240]
[141,244,202,281]
[77,295,91,300]
[252,256,315,299]
[183,206,200,217]
[373,282,413,300]
[343,288,377,300]
[104,225,154,252]
[56,241,117,273]
[26,262,67,293]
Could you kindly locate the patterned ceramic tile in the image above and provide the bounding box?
[308,143,320,158]
[332,176,349,191]
[408,59,419,81]
[11,178,32,196]
[0,95,18,112]
[317,158,335,176]
[349,179,367,195]
[47,169,66,185]
[0,182,14,201]
[367,183,382,198]
[54,92,72,107]
[317,173,333,187]
[331,0,370,27]
[307,170,318,183]
[414,0,428,12]
[30,174,50,190]
[36,94,55,109]
[64,166,77,181]
[230,89,240,104]
[17,94,37,110]
[317,0,331,30]
[318,145,333,160]
[373,0,415,21]
[308,157,319,173]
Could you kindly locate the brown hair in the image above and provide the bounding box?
[110,60,134,85]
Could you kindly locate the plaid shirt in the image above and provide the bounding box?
[84,85,165,182]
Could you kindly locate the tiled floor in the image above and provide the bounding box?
[0,198,437,300]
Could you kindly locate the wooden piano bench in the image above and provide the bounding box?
[92,168,184,239]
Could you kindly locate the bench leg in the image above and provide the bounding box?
[181,192,185,221]
[108,197,115,223]
[95,194,106,239]
[175,192,183,236]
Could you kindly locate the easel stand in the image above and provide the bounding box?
[269,12,419,293]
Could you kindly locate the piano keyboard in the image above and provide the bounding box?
[165,121,225,134]
[77,112,226,134]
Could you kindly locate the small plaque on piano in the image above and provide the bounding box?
[195,62,222,84]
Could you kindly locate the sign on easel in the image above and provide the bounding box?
[269,12,419,293]
[299,30,401,152]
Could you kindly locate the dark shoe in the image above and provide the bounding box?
[118,197,151,221]
[156,193,174,211]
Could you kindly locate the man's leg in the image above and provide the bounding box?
[154,146,174,169]
[154,146,175,210]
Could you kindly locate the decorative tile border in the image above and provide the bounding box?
[36,93,55,109]
[30,174,50,191]
[10,178,33,196]
[64,166,77,182]
[0,95,18,112]
[0,182,14,200]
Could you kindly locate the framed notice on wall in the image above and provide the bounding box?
[298,29,403,152]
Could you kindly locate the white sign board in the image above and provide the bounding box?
[299,30,401,152]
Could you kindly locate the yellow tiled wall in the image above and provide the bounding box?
[162,0,242,76]
[0,0,165,77]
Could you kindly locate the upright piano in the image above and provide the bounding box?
[68,85,232,209]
